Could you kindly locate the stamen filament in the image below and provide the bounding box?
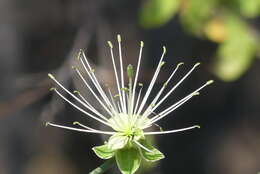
[79,51,117,114]
[73,121,101,131]
[108,41,125,112]
[74,68,114,117]
[46,122,116,135]
[131,41,144,115]
[137,46,166,116]
[147,63,201,116]
[151,80,214,123]
[117,34,127,113]
[134,140,153,153]
[48,74,109,122]
[52,88,110,126]
[143,62,184,117]
[144,125,200,135]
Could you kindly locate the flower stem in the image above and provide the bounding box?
[88,158,115,174]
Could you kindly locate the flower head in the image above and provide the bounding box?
[46,35,213,174]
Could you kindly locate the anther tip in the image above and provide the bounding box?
[73,90,79,94]
[73,121,79,125]
[49,87,56,91]
[195,125,201,129]
[117,34,121,42]
[107,41,113,48]
[140,41,144,47]
[138,83,143,87]
[193,92,200,96]
[163,46,166,53]
[206,80,214,85]
[160,61,166,67]
[45,122,50,127]
[48,73,55,79]
[194,62,201,67]
[177,62,184,67]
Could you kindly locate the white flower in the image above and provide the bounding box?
[46,35,213,174]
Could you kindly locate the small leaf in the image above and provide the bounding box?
[107,134,129,150]
[213,15,258,81]
[139,0,179,28]
[138,139,164,162]
[92,144,115,159]
[115,147,141,174]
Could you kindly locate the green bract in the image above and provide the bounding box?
[47,35,213,174]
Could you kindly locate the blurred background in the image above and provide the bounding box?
[0,0,260,174]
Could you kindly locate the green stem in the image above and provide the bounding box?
[89,158,115,174]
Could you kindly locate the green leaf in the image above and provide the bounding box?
[139,0,179,28]
[107,134,129,150]
[138,139,164,162]
[115,147,141,174]
[92,144,115,159]
[213,15,258,81]
[238,0,260,18]
[180,0,217,35]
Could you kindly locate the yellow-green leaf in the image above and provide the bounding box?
[92,144,115,159]
[115,147,141,174]
[139,139,164,162]
[139,0,179,28]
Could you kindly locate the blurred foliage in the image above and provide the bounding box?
[139,0,260,81]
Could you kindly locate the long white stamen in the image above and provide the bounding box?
[137,46,166,116]
[147,63,201,115]
[151,80,214,123]
[131,41,144,114]
[79,51,116,114]
[117,101,122,113]
[73,121,101,131]
[133,84,143,115]
[48,74,109,122]
[107,41,125,112]
[151,93,196,123]
[134,140,153,153]
[117,34,127,113]
[73,90,103,116]
[144,125,200,135]
[143,62,184,117]
[52,88,110,126]
[74,68,114,117]
[108,89,119,113]
[46,122,115,135]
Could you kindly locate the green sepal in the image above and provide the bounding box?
[92,144,115,159]
[115,147,141,174]
[107,134,129,150]
[139,139,165,162]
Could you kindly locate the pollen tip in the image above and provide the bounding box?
[163,46,166,53]
[195,125,201,129]
[140,41,144,47]
[193,92,200,96]
[138,83,143,87]
[45,122,50,127]
[73,121,79,125]
[177,62,184,67]
[160,61,166,67]
[73,90,79,94]
[107,41,113,48]
[77,49,84,59]
[117,34,121,42]
[49,87,56,91]
[206,80,214,85]
[194,62,201,67]
[48,73,55,79]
